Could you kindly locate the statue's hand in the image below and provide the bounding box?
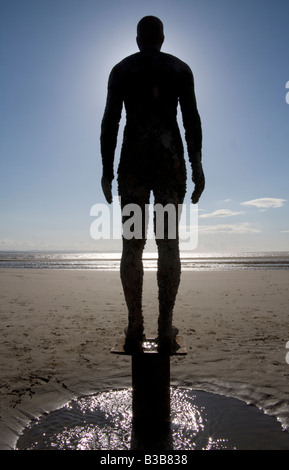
[191,159,205,204]
[191,181,205,204]
[101,176,113,204]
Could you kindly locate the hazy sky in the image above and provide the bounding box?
[1,0,289,253]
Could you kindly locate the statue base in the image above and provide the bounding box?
[111,336,187,427]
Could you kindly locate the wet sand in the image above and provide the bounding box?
[1,268,289,449]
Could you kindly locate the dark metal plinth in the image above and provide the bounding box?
[111,336,187,427]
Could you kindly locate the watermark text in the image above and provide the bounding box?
[90,197,198,251]
[286,81,289,104]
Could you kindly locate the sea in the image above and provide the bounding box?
[0,251,289,271]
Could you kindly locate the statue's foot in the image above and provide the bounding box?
[157,325,179,354]
[124,326,145,354]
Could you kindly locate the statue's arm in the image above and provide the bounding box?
[100,67,123,203]
[179,68,205,204]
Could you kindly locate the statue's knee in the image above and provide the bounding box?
[156,238,179,258]
[123,238,146,254]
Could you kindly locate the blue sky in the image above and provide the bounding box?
[1,0,289,253]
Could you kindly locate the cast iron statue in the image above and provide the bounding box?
[100,16,204,353]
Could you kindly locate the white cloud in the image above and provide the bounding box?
[199,222,261,234]
[240,198,286,210]
[200,209,244,219]
[281,230,289,233]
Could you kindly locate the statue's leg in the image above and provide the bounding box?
[118,174,150,351]
[154,179,186,352]
[155,223,181,351]
[121,237,146,346]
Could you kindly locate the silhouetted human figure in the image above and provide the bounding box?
[101,16,204,353]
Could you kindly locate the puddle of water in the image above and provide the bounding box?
[16,387,289,450]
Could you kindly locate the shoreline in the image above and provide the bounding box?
[0,250,289,271]
[1,268,289,449]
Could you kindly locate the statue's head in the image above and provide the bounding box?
[136,16,164,51]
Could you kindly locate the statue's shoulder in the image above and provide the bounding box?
[159,52,192,75]
[112,52,140,71]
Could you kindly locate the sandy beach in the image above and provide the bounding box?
[1,267,289,450]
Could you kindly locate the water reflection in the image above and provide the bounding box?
[16,388,289,450]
